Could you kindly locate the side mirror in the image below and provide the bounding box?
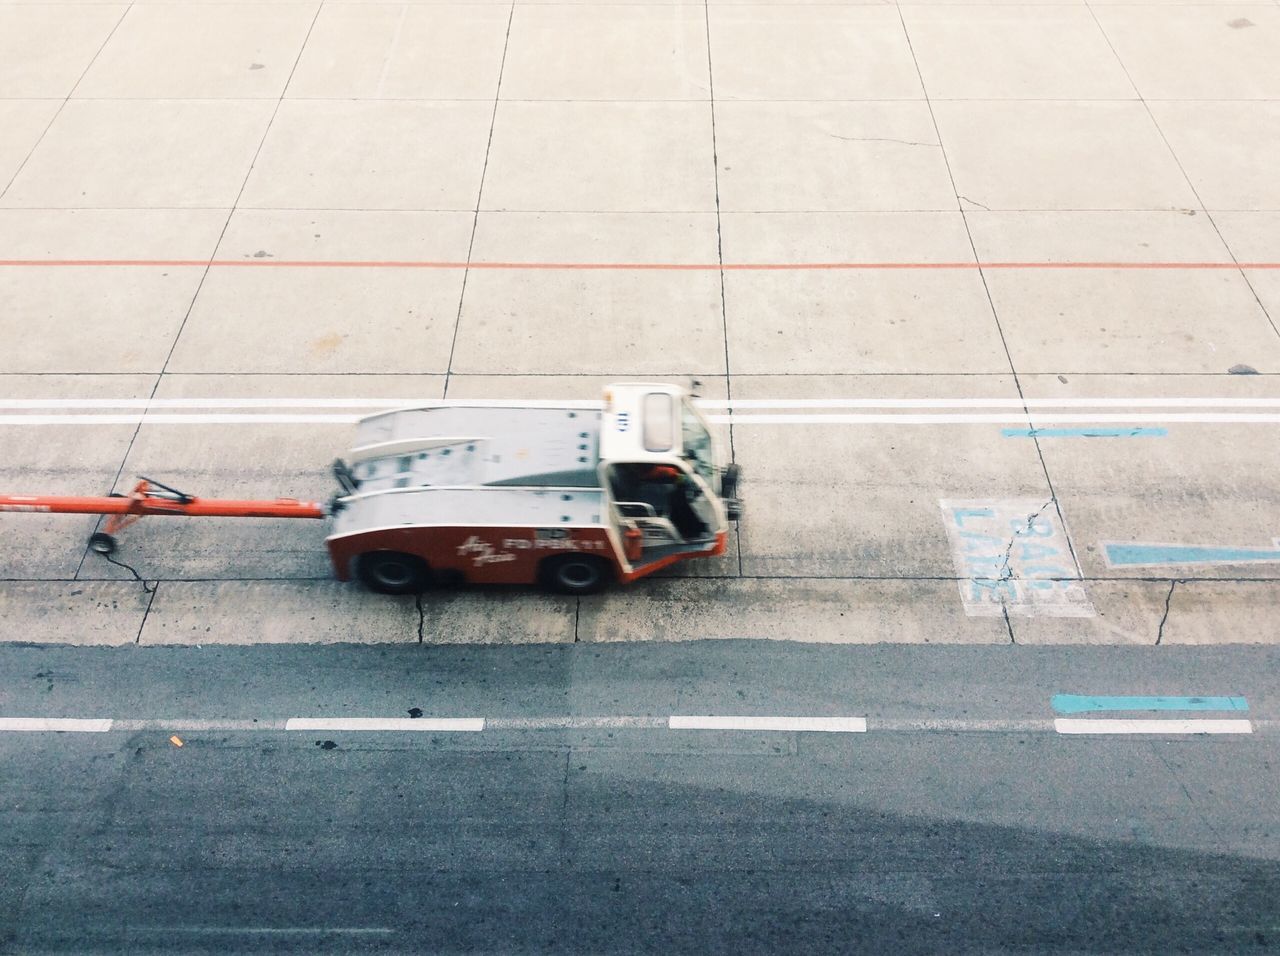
[332,458,359,496]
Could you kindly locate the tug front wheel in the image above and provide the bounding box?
[540,555,612,595]
[356,551,430,595]
[88,532,117,555]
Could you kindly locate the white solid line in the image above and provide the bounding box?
[0,717,113,732]
[7,411,1280,427]
[708,413,1280,425]
[1053,718,1253,735]
[669,715,867,733]
[5,397,1280,411]
[284,717,484,732]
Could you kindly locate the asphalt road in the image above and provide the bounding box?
[3,642,1279,955]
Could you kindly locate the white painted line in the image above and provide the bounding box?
[284,717,484,732]
[1053,718,1253,735]
[0,717,112,732]
[8,411,1280,428]
[708,413,1280,425]
[669,715,867,733]
[5,397,1280,411]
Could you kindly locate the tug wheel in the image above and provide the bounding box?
[356,551,430,595]
[88,532,117,555]
[540,555,611,595]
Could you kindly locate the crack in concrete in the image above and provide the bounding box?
[994,498,1056,585]
[1156,580,1178,645]
[414,591,425,644]
[825,134,940,148]
[959,195,993,211]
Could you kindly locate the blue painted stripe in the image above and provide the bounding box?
[1002,427,1168,438]
[1052,694,1248,714]
[1105,543,1280,566]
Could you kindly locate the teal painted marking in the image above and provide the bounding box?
[1002,427,1167,438]
[1052,694,1248,714]
[1105,543,1280,566]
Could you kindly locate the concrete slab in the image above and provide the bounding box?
[288,3,509,100]
[0,267,207,374]
[728,375,1051,578]
[0,100,60,193]
[715,101,955,212]
[1009,581,1170,645]
[75,3,318,99]
[720,210,975,264]
[932,101,1198,211]
[97,374,444,581]
[1161,582,1280,645]
[240,100,493,211]
[578,578,1012,644]
[1093,5,1280,100]
[1,99,274,209]
[139,581,417,645]
[0,375,155,580]
[0,4,123,98]
[1150,101,1280,212]
[902,5,1135,100]
[719,210,1002,374]
[0,208,227,260]
[452,212,724,375]
[482,102,715,213]
[968,212,1280,373]
[1020,374,1280,581]
[0,583,150,646]
[708,6,921,101]
[723,271,1005,374]
[167,211,473,374]
[419,588,577,644]
[503,6,708,101]
[1214,212,1280,328]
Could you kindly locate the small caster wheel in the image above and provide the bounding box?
[88,532,117,555]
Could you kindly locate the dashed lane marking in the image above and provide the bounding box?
[0,718,112,732]
[1054,718,1253,735]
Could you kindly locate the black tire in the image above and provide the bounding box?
[88,532,117,555]
[356,551,430,595]
[540,554,612,595]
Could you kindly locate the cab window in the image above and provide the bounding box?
[681,403,716,483]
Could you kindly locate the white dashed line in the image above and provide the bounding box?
[0,718,113,732]
[669,716,867,733]
[1053,718,1254,735]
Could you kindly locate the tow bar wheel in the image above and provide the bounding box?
[541,554,611,595]
[356,551,430,595]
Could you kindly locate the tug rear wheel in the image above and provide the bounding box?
[88,532,117,555]
[540,555,611,595]
[356,551,430,595]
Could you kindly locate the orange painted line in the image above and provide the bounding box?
[0,258,1278,270]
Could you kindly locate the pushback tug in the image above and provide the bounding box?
[0,384,742,595]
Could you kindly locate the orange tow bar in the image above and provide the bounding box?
[0,477,326,555]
